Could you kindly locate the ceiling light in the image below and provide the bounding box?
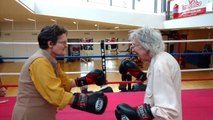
[15,0,34,14]
[4,18,14,22]
[50,19,56,23]
[207,27,213,29]
[114,26,119,29]
[27,18,36,22]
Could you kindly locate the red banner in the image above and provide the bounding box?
[178,7,206,18]
[173,0,207,19]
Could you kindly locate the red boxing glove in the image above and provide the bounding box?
[119,59,147,81]
[75,69,106,87]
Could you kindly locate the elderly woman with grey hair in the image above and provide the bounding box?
[115,27,182,120]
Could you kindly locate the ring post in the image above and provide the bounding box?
[101,40,106,79]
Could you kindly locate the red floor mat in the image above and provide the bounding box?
[0,89,213,120]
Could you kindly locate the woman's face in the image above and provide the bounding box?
[49,33,68,57]
[131,40,151,63]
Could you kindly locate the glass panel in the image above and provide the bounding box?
[157,0,162,13]
[112,0,132,9]
[135,0,155,13]
[89,0,110,6]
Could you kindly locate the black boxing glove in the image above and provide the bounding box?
[132,84,147,91]
[119,59,147,81]
[71,91,108,114]
[115,103,154,120]
[75,69,106,87]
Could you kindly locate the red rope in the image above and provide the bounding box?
[107,81,143,84]
[182,78,213,81]
[1,78,213,87]
[0,85,17,87]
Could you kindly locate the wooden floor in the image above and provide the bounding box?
[1,59,213,96]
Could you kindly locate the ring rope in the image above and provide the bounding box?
[0,55,137,60]
[1,52,213,60]
[1,78,213,88]
[0,68,212,76]
[1,40,212,88]
[0,39,213,45]
[171,52,213,56]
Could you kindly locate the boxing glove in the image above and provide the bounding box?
[132,84,147,91]
[71,91,108,114]
[75,69,106,87]
[119,59,147,81]
[99,85,113,93]
[115,103,154,120]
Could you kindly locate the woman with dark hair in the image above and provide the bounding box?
[12,24,108,120]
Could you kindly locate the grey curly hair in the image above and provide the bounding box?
[129,27,165,57]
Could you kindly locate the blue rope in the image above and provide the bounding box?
[171,52,213,56]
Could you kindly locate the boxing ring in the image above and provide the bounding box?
[0,39,213,119]
[0,89,213,120]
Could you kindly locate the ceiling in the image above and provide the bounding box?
[0,0,139,31]
[1,0,212,31]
